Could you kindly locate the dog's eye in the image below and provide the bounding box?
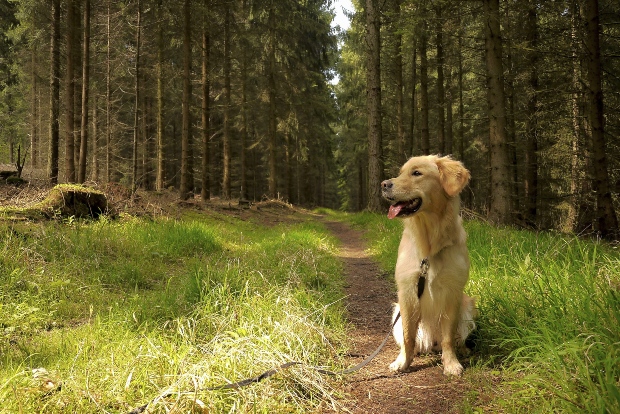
[412,170,422,177]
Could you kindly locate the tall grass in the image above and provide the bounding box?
[0,214,348,413]
[345,213,620,413]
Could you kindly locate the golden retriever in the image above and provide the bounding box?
[381,155,477,376]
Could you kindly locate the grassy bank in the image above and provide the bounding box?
[345,212,620,413]
[0,212,347,413]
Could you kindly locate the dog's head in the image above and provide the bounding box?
[381,155,470,219]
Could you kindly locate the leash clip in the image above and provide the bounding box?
[418,258,429,298]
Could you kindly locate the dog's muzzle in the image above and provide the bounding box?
[381,180,422,219]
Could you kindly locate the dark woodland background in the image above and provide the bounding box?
[1,0,620,238]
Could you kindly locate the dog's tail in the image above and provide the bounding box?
[392,294,478,354]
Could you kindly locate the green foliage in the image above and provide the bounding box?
[0,214,347,412]
[344,213,620,413]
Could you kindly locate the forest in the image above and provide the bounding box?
[1,1,620,412]
[1,0,620,238]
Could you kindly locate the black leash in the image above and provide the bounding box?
[128,258,429,413]
[128,312,401,413]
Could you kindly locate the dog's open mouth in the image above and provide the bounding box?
[387,198,422,219]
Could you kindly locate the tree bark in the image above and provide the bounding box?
[222,6,231,199]
[435,5,445,154]
[483,0,511,224]
[48,0,60,184]
[366,0,383,212]
[585,0,618,238]
[568,0,581,232]
[131,0,141,193]
[156,0,165,191]
[268,1,277,198]
[409,41,417,156]
[445,67,453,155]
[105,0,111,183]
[180,0,192,200]
[31,46,38,168]
[457,22,465,162]
[92,95,98,181]
[78,0,90,184]
[524,0,538,226]
[65,0,76,183]
[393,0,405,165]
[200,0,210,201]
[419,28,430,155]
[240,0,248,200]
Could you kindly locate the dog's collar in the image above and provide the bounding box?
[418,258,429,298]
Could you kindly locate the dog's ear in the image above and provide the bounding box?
[436,156,470,196]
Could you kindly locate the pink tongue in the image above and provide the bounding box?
[388,204,403,219]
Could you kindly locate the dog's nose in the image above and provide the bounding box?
[381,180,393,190]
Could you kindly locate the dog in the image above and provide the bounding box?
[381,155,477,376]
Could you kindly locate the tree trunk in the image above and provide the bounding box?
[409,41,417,156]
[457,26,465,162]
[285,134,292,201]
[419,29,430,155]
[483,0,510,225]
[524,0,538,226]
[105,0,111,183]
[131,0,141,193]
[200,0,210,201]
[393,0,405,165]
[240,0,248,200]
[31,47,38,168]
[78,0,90,184]
[156,0,165,191]
[222,6,231,199]
[435,5,445,154]
[268,2,277,198]
[92,95,98,181]
[568,1,581,232]
[48,0,60,184]
[445,68,453,155]
[505,34,518,217]
[141,96,150,190]
[180,0,192,200]
[366,0,383,212]
[585,0,618,238]
[73,3,82,171]
[65,0,76,183]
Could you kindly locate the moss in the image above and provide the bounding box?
[37,184,109,218]
[5,176,28,186]
[0,184,110,221]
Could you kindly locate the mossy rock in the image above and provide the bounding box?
[38,184,109,219]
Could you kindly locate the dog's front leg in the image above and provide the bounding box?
[440,296,463,376]
[390,277,421,372]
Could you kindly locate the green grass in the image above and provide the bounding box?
[0,212,348,413]
[343,213,620,413]
[4,207,619,413]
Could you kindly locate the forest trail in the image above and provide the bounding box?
[324,220,469,414]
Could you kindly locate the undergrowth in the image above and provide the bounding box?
[344,212,620,413]
[0,212,348,413]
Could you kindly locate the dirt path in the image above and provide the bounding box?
[324,220,469,414]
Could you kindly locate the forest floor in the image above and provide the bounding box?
[0,179,474,413]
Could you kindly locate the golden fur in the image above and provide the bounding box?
[381,155,477,376]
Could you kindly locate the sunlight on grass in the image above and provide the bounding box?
[0,214,348,413]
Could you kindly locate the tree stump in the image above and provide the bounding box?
[39,184,109,219]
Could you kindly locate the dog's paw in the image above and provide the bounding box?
[389,353,411,372]
[442,360,463,377]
